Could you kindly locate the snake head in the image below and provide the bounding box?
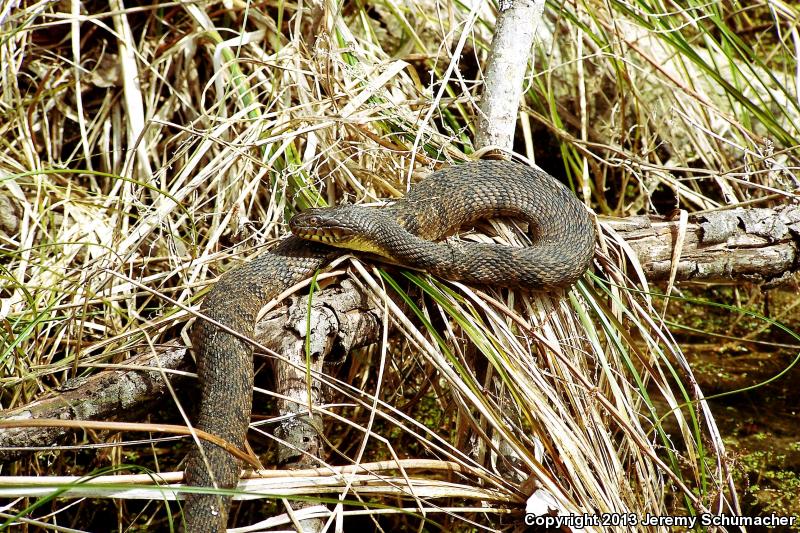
[290,206,396,258]
[290,209,351,243]
[290,206,374,244]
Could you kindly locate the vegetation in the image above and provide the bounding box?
[1,0,798,530]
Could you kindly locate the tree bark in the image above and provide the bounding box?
[475,0,546,150]
[606,205,800,286]
[0,345,190,461]
[256,278,383,466]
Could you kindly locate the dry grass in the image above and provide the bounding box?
[1,0,798,531]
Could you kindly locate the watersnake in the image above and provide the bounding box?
[183,159,596,531]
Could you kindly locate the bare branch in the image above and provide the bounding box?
[476,0,546,150]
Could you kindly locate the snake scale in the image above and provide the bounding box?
[183,160,596,531]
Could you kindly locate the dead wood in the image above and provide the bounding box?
[606,204,800,286]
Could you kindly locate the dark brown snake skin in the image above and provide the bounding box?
[184,160,596,531]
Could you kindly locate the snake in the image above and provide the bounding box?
[183,159,596,531]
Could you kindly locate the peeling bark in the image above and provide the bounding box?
[256,279,382,466]
[606,205,800,286]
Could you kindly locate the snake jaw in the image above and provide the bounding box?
[293,226,348,244]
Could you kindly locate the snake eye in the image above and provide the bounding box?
[300,214,320,226]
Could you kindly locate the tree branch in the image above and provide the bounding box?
[476,0,545,150]
[0,279,387,461]
[607,205,800,286]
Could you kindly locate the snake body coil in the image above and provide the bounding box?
[184,160,595,531]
